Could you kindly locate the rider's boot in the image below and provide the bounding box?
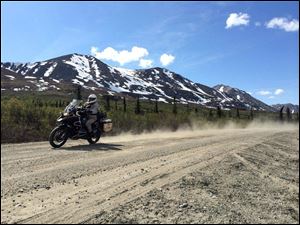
[87,129,94,138]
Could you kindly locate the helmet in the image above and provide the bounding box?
[87,94,97,104]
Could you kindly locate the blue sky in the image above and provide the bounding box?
[1,1,299,104]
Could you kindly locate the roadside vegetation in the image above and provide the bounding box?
[1,89,298,143]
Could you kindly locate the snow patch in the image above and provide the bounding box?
[195,87,213,97]
[13,87,30,91]
[91,59,101,78]
[25,76,36,79]
[163,69,173,79]
[153,69,160,74]
[52,79,60,83]
[157,97,168,103]
[33,67,39,74]
[38,87,49,91]
[108,66,116,74]
[114,67,136,76]
[177,81,192,91]
[39,79,49,85]
[4,75,15,80]
[26,63,37,70]
[72,79,84,86]
[44,63,57,77]
[64,54,92,81]
[107,82,129,93]
[40,62,47,66]
[107,91,116,95]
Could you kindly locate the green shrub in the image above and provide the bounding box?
[0,93,289,143]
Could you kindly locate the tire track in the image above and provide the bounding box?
[1,128,298,224]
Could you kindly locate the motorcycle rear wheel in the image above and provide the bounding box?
[49,126,68,148]
[87,131,101,144]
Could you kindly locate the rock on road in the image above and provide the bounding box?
[1,126,299,224]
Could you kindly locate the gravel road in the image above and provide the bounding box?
[1,126,299,224]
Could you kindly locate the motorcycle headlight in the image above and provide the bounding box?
[63,112,69,116]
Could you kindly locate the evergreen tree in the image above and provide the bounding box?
[217,106,222,118]
[123,97,127,112]
[250,107,254,120]
[279,106,284,121]
[105,95,110,111]
[172,96,177,115]
[135,95,141,114]
[115,99,118,111]
[208,109,213,119]
[155,99,158,113]
[286,107,291,121]
[236,108,240,118]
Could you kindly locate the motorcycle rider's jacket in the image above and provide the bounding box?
[85,101,99,115]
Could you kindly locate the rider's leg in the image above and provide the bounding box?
[86,115,97,136]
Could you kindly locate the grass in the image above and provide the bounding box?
[1,91,297,144]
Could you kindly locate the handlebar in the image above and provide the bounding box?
[75,107,87,116]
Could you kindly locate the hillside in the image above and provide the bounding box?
[2,53,276,111]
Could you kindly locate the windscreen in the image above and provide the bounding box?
[64,99,81,114]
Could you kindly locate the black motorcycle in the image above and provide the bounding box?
[49,99,112,148]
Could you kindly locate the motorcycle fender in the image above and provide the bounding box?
[56,124,72,134]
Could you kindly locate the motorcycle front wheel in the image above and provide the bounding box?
[49,126,68,148]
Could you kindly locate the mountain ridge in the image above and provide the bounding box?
[271,103,299,113]
[1,53,278,111]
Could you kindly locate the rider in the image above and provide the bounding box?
[80,94,99,136]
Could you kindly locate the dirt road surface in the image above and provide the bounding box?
[1,126,299,224]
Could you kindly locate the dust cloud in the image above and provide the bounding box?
[105,120,299,143]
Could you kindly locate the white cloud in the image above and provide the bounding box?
[91,46,149,65]
[139,59,153,68]
[274,88,284,95]
[246,91,252,95]
[256,89,285,96]
[266,17,299,32]
[160,53,175,66]
[268,96,275,99]
[225,13,250,29]
[257,90,272,96]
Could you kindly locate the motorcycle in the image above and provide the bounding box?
[49,99,112,148]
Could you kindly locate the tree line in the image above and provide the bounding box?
[1,86,298,144]
[100,94,299,121]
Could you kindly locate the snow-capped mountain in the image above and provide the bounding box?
[213,84,276,111]
[1,53,276,111]
[271,103,299,113]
